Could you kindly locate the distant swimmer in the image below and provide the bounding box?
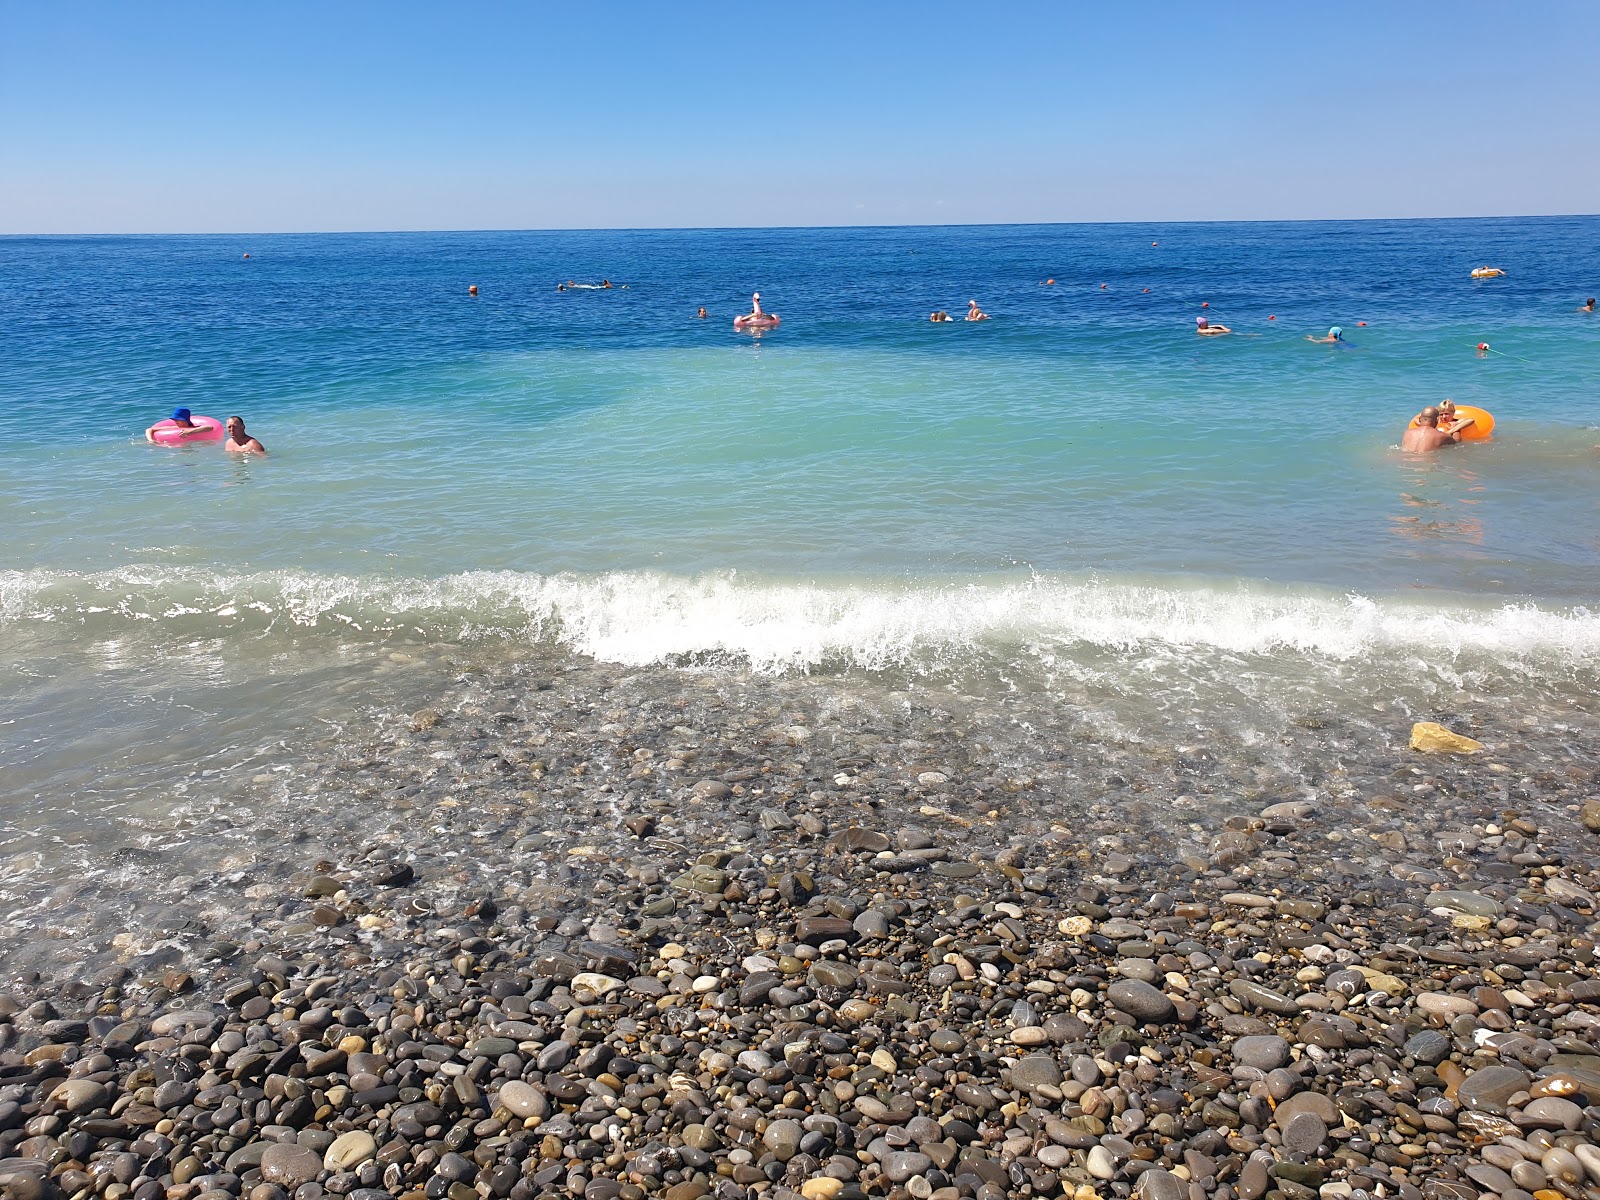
[146,407,208,443]
[557,283,567,291]
[697,306,707,319]
[1402,406,1474,453]
[1580,297,1596,313]
[1307,326,1344,344]
[965,300,990,322]
[601,280,613,289]
[468,284,479,296]
[1195,315,1230,336]
[930,311,954,322]
[222,415,266,455]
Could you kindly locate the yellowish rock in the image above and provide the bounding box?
[801,1179,845,1200]
[1352,966,1406,996]
[1410,721,1483,754]
[1058,916,1093,936]
[870,1049,897,1072]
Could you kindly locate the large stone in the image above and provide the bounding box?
[1457,1066,1530,1115]
[495,1080,548,1121]
[50,1079,110,1114]
[1281,1112,1327,1154]
[1273,1091,1337,1128]
[1107,979,1176,1023]
[323,1130,377,1172]
[763,1119,802,1161]
[1136,1168,1187,1200]
[1232,1035,1290,1071]
[1410,722,1482,753]
[260,1143,323,1188]
[1010,1056,1063,1089]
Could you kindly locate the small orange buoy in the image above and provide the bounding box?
[1143,288,1150,294]
[1045,278,1054,285]
[242,253,250,259]
[1477,342,1490,351]
[1201,302,1209,308]
[1268,315,1275,320]
[468,284,479,295]
[1100,283,1107,289]
[1357,321,1366,326]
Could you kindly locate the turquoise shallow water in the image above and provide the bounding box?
[2,219,1599,913]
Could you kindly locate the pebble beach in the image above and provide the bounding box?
[6,645,1600,1200]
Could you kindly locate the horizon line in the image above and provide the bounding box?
[4,211,1597,239]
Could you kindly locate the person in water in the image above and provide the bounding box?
[1307,326,1344,344]
[1402,406,1474,453]
[221,415,266,455]
[145,407,208,442]
[737,292,773,323]
[930,311,954,322]
[1195,315,1231,335]
[1580,298,1596,313]
[696,307,707,319]
[965,300,990,322]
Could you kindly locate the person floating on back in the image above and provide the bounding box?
[1195,315,1230,336]
[1402,405,1474,453]
[222,415,266,455]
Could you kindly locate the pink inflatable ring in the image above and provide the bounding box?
[148,415,224,445]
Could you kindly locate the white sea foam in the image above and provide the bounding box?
[3,566,1597,679]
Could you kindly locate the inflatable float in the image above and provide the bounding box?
[733,314,780,330]
[1470,267,1506,279]
[1409,405,1494,441]
[147,415,224,445]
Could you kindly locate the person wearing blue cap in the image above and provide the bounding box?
[145,407,209,442]
[1306,326,1345,344]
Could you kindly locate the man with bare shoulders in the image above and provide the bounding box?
[223,415,266,455]
[1402,406,1474,453]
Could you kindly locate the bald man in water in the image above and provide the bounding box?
[1402,406,1474,453]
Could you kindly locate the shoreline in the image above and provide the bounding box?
[5,653,1600,1200]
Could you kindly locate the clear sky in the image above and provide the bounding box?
[2,1,1595,233]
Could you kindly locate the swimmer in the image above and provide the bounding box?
[145,407,207,443]
[1402,406,1474,453]
[965,300,990,322]
[222,415,266,455]
[697,306,707,319]
[1195,316,1231,336]
[468,284,479,296]
[601,280,613,289]
[557,283,567,291]
[930,311,954,322]
[1306,326,1344,344]
[1580,297,1596,313]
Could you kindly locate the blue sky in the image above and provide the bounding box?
[1,2,1595,232]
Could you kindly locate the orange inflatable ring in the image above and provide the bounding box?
[1409,405,1494,441]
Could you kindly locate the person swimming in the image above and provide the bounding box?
[1306,326,1344,344]
[1195,315,1231,336]
[1581,298,1596,313]
[145,407,207,442]
[696,306,707,319]
[930,311,954,322]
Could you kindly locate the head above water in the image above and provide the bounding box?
[171,407,192,422]
[1328,327,1343,340]
[1418,406,1440,427]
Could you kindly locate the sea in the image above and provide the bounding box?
[3,217,1598,976]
